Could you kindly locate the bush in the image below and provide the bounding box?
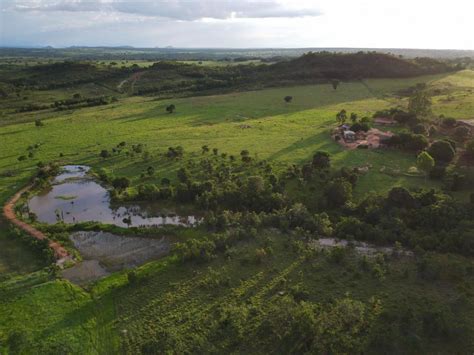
[412,123,427,135]
[350,122,370,132]
[312,151,331,169]
[465,139,474,157]
[112,177,130,190]
[442,117,457,127]
[324,179,352,207]
[428,140,456,163]
[454,126,470,141]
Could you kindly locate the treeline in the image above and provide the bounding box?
[2,61,133,90]
[132,52,456,96]
[100,143,474,256]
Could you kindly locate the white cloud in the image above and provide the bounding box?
[0,0,473,49]
[5,0,322,20]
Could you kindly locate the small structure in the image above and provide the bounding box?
[343,130,356,142]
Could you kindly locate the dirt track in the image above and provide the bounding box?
[3,185,70,262]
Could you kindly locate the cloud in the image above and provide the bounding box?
[6,0,322,20]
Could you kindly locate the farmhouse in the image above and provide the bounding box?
[343,130,356,142]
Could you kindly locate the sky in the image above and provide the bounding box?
[0,0,473,49]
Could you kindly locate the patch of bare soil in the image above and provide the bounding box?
[3,185,71,265]
[62,231,171,284]
[335,128,393,150]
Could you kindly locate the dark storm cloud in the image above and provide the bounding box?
[8,0,322,20]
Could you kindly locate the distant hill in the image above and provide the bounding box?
[264,52,453,80]
[1,46,473,61]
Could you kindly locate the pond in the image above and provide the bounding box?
[28,165,198,228]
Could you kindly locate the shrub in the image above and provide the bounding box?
[350,122,370,132]
[324,178,352,207]
[312,151,331,169]
[442,117,457,127]
[412,123,427,135]
[427,140,456,163]
[454,126,470,141]
[112,177,130,191]
[465,139,474,157]
[99,149,110,159]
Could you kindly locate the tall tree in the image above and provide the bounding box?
[416,151,435,178]
[408,90,432,117]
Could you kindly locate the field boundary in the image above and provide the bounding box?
[3,184,72,266]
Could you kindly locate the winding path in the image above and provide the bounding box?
[3,185,71,265]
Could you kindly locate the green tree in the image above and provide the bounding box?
[428,140,455,163]
[324,178,352,207]
[112,177,130,191]
[336,109,347,125]
[466,139,474,157]
[312,151,331,170]
[284,95,293,103]
[454,126,470,141]
[350,112,358,123]
[416,151,435,178]
[166,104,176,113]
[408,90,432,117]
[331,79,340,90]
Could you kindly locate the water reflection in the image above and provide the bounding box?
[28,165,197,228]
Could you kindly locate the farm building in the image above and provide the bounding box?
[343,130,356,142]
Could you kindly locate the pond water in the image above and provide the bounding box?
[28,165,197,228]
[310,237,413,257]
[62,231,170,284]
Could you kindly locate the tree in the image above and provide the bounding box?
[312,151,331,170]
[241,150,251,163]
[350,112,358,123]
[408,90,432,117]
[34,118,43,127]
[412,123,427,135]
[201,145,209,154]
[112,177,130,191]
[324,179,352,207]
[336,109,347,125]
[99,149,110,159]
[166,104,176,113]
[177,167,190,183]
[146,166,155,176]
[417,151,435,178]
[284,96,293,103]
[331,79,340,90]
[428,140,455,163]
[465,139,474,157]
[454,126,470,141]
[442,117,457,127]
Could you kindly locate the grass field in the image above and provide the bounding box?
[2,71,474,274]
[1,70,474,353]
[4,72,470,200]
[2,231,473,353]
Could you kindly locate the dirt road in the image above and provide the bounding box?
[117,71,145,92]
[3,185,71,264]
